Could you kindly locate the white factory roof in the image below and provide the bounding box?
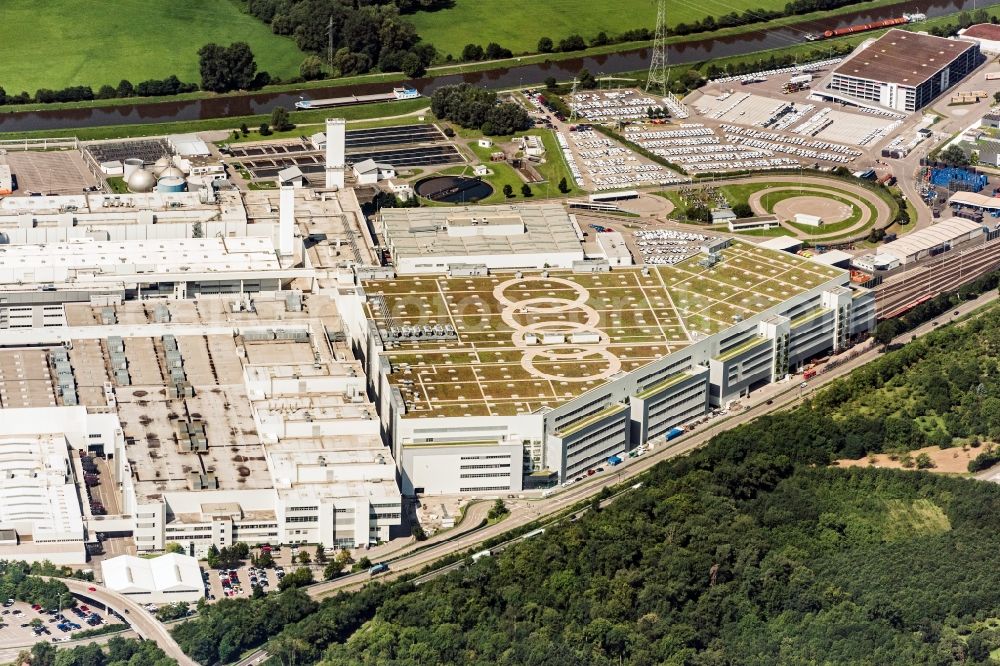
[353,158,393,175]
[810,249,853,266]
[756,235,803,252]
[382,204,583,259]
[950,190,1000,210]
[278,166,305,182]
[102,553,203,595]
[0,435,84,541]
[168,134,211,158]
[880,217,983,260]
[596,231,632,261]
[0,237,281,284]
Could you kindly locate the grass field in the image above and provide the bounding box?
[409,0,790,56]
[0,0,304,92]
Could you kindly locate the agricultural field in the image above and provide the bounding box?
[408,0,789,56]
[0,0,304,92]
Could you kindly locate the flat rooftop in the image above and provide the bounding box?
[381,203,582,260]
[832,30,978,86]
[363,241,844,417]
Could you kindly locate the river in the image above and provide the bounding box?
[0,0,990,134]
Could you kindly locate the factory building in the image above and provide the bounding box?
[378,204,585,274]
[824,30,981,111]
[335,240,876,494]
[958,23,1000,55]
[101,553,204,604]
[878,216,984,264]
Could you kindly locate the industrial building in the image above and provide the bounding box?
[958,23,1000,55]
[378,204,585,274]
[824,30,981,111]
[877,217,985,264]
[101,553,204,604]
[336,240,876,494]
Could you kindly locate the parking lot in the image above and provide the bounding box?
[204,562,281,601]
[0,150,100,195]
[564,127,686,191]
[0,599,111,648]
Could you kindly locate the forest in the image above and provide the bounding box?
[169,302,1000,665]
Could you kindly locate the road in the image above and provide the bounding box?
[44,577,197,666]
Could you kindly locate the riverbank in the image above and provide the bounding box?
[0,0,933,117]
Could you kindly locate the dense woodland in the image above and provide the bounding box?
[167,301,1000,665]
[19,637,175,666]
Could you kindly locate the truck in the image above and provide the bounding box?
[369,563,389,576]
[803,369,817,380]
[471,550,492,562]
[665,427,685,441]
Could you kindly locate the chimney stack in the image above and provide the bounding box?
[325,117,346,189]
[278,185,295,256]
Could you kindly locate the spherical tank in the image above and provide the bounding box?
[126,168,156,193]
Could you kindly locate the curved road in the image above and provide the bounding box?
[44,577,196,666]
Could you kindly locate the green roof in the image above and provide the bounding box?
[635,372,691,400]
[555,403,627,438]
[718,336,769,362]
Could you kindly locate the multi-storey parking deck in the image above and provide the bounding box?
[362,242,845,419]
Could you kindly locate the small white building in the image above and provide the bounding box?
[353,159,396,185]
[473,165,491,176]
[100,161,124,177]
[793,213,824,227]
[853,252,901,272]
[310,132,327,151]
[596,231,633,266]
[518,135,546,158]
[167,134,211,158]
[277,166,306,188]
[477,138,493,149]
[101,554,204,604]
[388,180,413,201]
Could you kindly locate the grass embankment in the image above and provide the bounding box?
[0,0,303,92]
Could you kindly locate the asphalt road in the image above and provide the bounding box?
[43,577,197,666]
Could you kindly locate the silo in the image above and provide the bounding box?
[123,158,143,180]
[156,176,187,193]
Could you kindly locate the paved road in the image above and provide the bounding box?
[45,577,196,666]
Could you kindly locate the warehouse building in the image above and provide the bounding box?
[379,204,585,274]
[824,30,981,111]
[101,553,204,604]
[336,241,876,494]
[958,23,1000,54]
[878,217,985,264]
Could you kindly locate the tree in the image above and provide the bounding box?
[352,556,372,572]
[732,202,753,218]
[259,122,272,136]
[164,542,185,554]
[576,68,597,90]
[939,144,970,167]
[198,42,259,93]
[299,55,325,81]
[277,567,313,591]
[297,550,312,565]
[537,37,554,53]
[400,52,425,78]
[461,43,485,61]
[267,635,310,666]
[323,559,344,580]
[521,184,533,197]
[487,498,509,520]
[559,34,587,52]
[484,43,512,60]
[271,106,293,132]
[240,123,249,136]
[96,84,117,100]
[558,177,569,193]
[874,320,899,349]
[915,453,935,469]
[116,79,135,98]
[314,543,327,564]
[411,524,427,541]
[206,543,221,568]
[544,77,558,90]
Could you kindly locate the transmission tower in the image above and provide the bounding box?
[646,0,669,96]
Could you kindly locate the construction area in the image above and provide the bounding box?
[362,241,844,418]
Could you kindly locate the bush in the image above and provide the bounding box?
[969,449,1000,473]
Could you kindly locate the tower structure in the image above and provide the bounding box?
[646,0,669,96]
[325,117,346,189]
